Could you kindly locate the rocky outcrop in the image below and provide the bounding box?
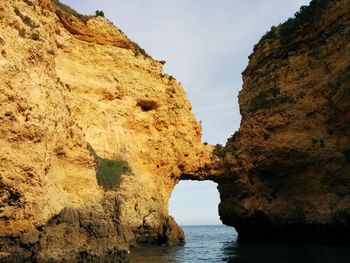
[3,0,348,260]
[218,0,350,242]
[0,0,218,261]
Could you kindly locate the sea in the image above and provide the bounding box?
[130,225,350,263]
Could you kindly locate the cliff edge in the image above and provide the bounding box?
[219,0,350,242]
[0,0,218,261]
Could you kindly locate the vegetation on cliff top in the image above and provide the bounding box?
[51,0,151,58]
[95,10,105,17]
[212,132,239,158]
[51,0,104,23]
[51,0,94,23]
[252,0,328,53]
[213,144,226,158]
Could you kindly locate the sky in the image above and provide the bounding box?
[62,0,311,225]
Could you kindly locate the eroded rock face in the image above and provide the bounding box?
[219,0,350,242]
[0,0,217,261]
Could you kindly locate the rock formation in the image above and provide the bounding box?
[0,0,218,261]
[218,0,350,242]
[1,0,349,261]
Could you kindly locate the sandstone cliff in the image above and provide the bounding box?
[2,0,348,260]
[0,0,217,261]
[219,0,350,242]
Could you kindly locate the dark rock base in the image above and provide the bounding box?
[234,222,350,244]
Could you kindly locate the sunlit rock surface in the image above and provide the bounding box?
[218,0,350,242]
[0,0,218,261]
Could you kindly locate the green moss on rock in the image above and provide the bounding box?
[87,143,132,190]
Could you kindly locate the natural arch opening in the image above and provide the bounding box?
[169,181,222,225]
[162,180,238,262]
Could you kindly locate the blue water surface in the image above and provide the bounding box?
[130,225,350,263]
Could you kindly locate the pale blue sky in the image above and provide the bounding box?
[62,0,311,225]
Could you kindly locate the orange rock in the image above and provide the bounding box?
[0,0,216,261]
[219,0,350,243]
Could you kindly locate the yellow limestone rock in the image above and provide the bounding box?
[218,0,350,242]
[0,0,218,261]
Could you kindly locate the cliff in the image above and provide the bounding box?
[2,0,349,260]
[0,0,218,261]
[219,0,350,242]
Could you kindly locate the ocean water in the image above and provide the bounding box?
[130,225,350,263]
